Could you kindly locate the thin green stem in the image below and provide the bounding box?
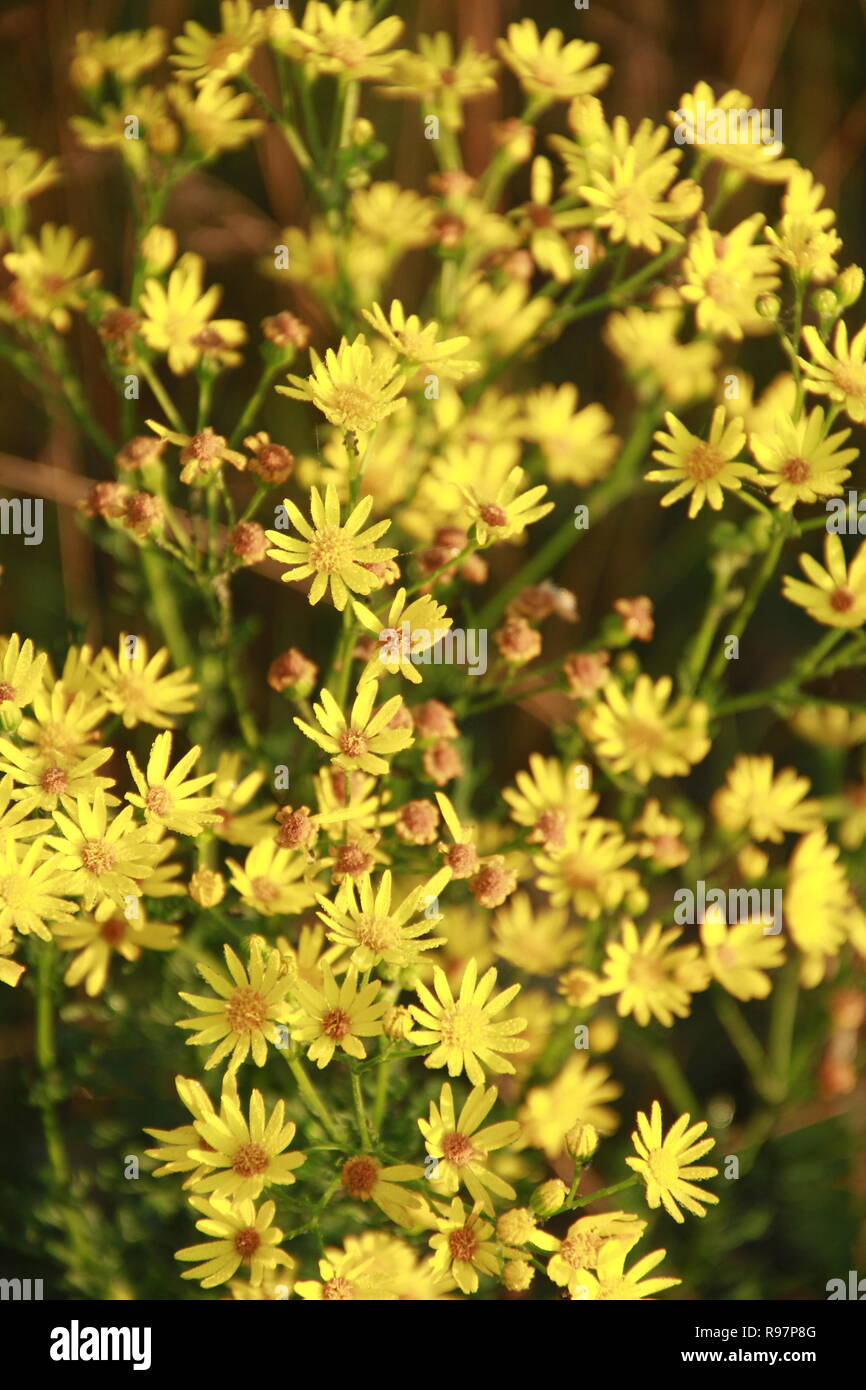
[351,1069,373,1148]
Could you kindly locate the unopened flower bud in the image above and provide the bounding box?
[189,869,225,908]
[383,1005,413,1041]
[229,521,268,565]
[140,225,177,273]
[737,844,769,881]
[530,1178,568,1218]
[267,648,317,696]
[565,1122,599,1161]
[503,1260,534,1292]
[836,265,864,307]
[811,288,838,317]
[756,293,781,319]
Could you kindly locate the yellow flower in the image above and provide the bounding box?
[144,1076,222,1186]
[226,840,319,917]
[428,1197,500,1295]
[798,320,866,423]
[518,1054,621,1158]
[680,214,780,340]
[189,1081,305,1201]
[0,739,115,814]
[139,253,245,376]
[209,753,276,846]
[175,1196,290,1288]
[711,754,821,842]
[497,20,610,102]
[362,301,478,379]
[408,958,529,1087]
[604,306,720,406]
[354,588,452,686]
[765,169,841,283]
[0,635,48,724]
[171,0,266,85]
[146,422,247,485]
[3,224,98,331]
[295,1,404,81]
[670,83,797,182]
[0,141,59,207]
[785,830,855,985]
[380,33,498,130]
[492,893,583,975]
[295,683,413,775]
[53,898,178,996]
[546,1211,646,1292]
[749,405,857,510]
[648,406,756,517]
[266,484,398,610]
[502,753,599,849]
[535,819,639,917]
[317,866,450,972]
[520,383,618,485]
[458,465,553,547]
[289,961,388,1068]
[278,335,406,435]
[350,182,437,249]
[419,1083,522,1213]
[0,838,78,939]
[339,1154,426,1227]
[0,773,51,846]
[626,1101,718,1222]
[700,915,785,1001]
[126,732,218,836]
[46,791,161,910]
[567,1237,681,1300]
[782,533,866,628]
[177,938,294,1072]
[581,147,701,254]
[169,81,264,157]
[97,635,199,729]
[293,1242,397,1301]
[598,920,704,1027]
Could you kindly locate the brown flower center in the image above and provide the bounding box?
[442,1132,477,1168]
[448,1225,478,1262]
[145,786,171,816]
[309,526,351,573]
[100,917,126,944]
[683,442,724,482]
[341,1155,379,1198]
[232,1143,270,1177]
[322,1277,355,1300]
[321,1007,351,1040]
[479,503,507,528]
[81,840,115,875]
[225,986,268,1033]
[0,683,16,702]
[831,587,856,613]
[40,767,68,795]
[233,1226,261,1260]
[781,456,810,483]
[339,728,368,758]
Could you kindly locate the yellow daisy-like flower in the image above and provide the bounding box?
[353,588,452,686]
[278,335,406,435]
[3,223,99,331]
[749,405,857,510]
[144,1076,221,1187]
[765,169,841,284]
[680,214,780,340]
[647,407,756,517]
[176,1196,290,1288]
[502,753,598,850]
[46,790,161,910]
[568,1237,681,1301]
[189,1083,305,1201]
[408,958,529,1087]
[293,1242,397,1301]
[711,754,821,843]
[419,1083,522,1214]
[580,148,701,255]
[209,753,276,847]
[289,961,388,1068]
[546,1211,646,1292]
[126,732,218,837]
[380,33,498,130]
[266,484,398,610]
[146,421,247,486]
[581,674,711,783]
[170,0,265,85]
[317,866,450,973]
[497,20,610,102]
[625,1101,719,1223]
[518,1054,621,1158]
[139,253,244,376]
[0,635,48,725]
[428,1197,500,1295]
[458,465,553,547]
[362,301,478,380]
[0,739,115,815]
[339,1154,426,1227]
[520,383,619,486]
[785,829,855,986]
[700,914,785,1001]
[0,142,59,208]
[492,893,583,975]
[16,680,107,763]
[535,819,639,918]
[295,683,413,776]
[169,81,264,157]
[670,83,797,182]
[294,1,404,81]
[0,837,78,939]
[798,321,866,423]
[0,773,51,846]
[782,533,866,628]
[97,635,199,729]
[176,938,294,1072]
[604,307,719,407]
[598,920,704,1027]
[53,898,178,996]
[226,840,319,917]
[350,182,437,249]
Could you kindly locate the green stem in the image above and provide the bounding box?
[285,1052,345,1143]
[351,1069,372,1148]
[647,1043,700,1115]
[141,548,193,668]
[701,522,789,691]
